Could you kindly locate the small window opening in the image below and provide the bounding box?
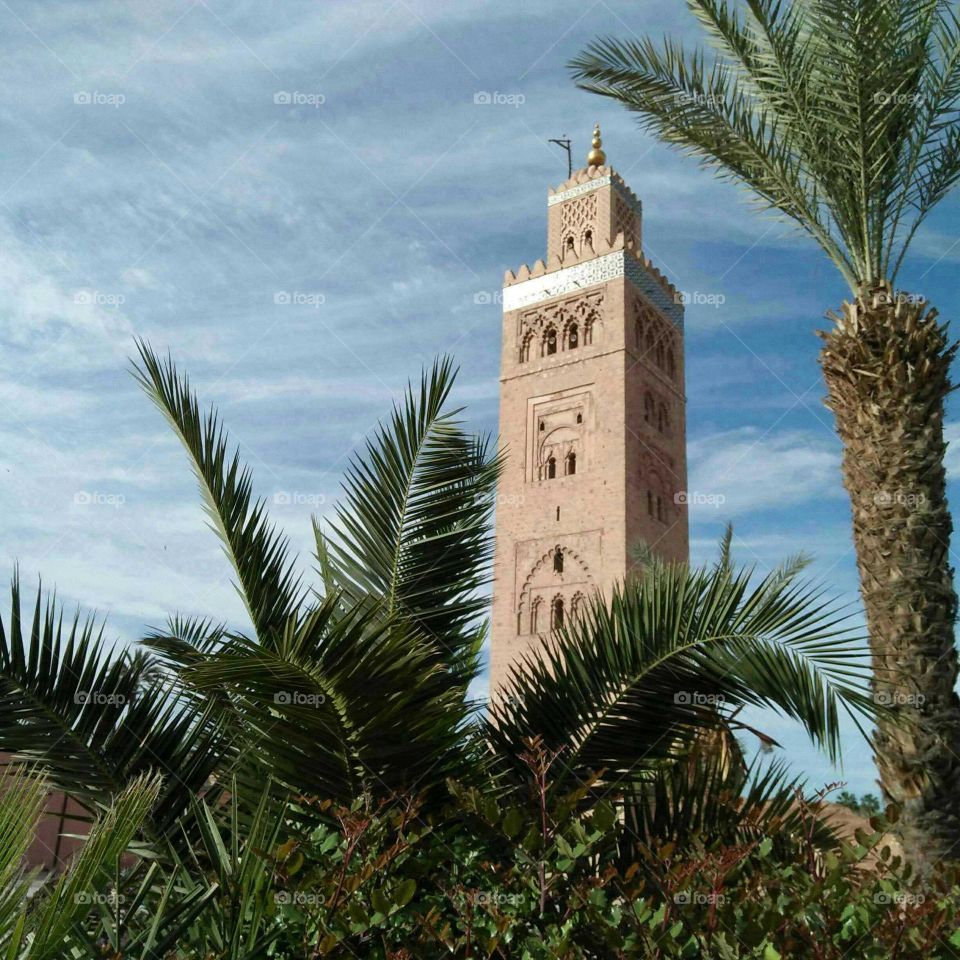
[552,597,565,630]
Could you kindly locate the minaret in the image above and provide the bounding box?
[489,126,689,693]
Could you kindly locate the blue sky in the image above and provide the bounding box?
[2,0,959,797]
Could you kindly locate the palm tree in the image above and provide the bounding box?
[570,0,960,868]
[0,344,877,954]
[3,348,868,827]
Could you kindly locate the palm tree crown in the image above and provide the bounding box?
[570,0,960,289]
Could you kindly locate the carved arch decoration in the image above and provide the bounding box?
[516,545,593,635]
[539,424,580,480]
[632,297,678,380]
[517,291,604,361]
[639,450,679,524]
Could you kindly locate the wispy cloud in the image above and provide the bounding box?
[1,0,958,797]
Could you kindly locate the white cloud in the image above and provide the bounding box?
[687,427,843,516]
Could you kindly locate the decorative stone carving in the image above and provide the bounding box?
[560,193,597,237]
[516,543,594,636]
[615,196,637,249]
[517,290,603,361]
[502,250,683,328]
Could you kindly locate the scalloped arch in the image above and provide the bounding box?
[517,544,593,610]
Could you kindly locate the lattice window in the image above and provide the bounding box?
[615,197,637,248]
[560,194,597,241]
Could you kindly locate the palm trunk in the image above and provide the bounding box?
[819,281,960,869]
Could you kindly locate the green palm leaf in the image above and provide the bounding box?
[0,768,46,949]
[133,341,304,646]
[624,745,839,854]
[315,356,501,689]
[488,560,874,795]
[0,576,223,835]
[22,774,161,959]
[569,0,960,288]
[179,594,473,803]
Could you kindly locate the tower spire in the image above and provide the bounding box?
[586,122,606,167]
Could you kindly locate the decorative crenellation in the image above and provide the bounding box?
[504,250,683,328]
[506,225,635,281]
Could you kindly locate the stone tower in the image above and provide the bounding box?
[489,126,689,694]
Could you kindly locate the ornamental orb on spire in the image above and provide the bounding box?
[586,123,606,167]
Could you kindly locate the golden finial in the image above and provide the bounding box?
[586,122,606,167]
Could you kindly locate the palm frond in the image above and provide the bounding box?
[179,594,474,803]
[624,744,839,854]
[315,356,501,689]
[0,576,223,836]
[570,0,960,287]
[0,768,47,948]
[133,341,304,646]
[23,773,161,959]
[164,780,284,957]
[487,560,874,796]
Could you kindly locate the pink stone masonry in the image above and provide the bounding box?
[489,164,689,695]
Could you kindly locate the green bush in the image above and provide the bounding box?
[258,754,960,959]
